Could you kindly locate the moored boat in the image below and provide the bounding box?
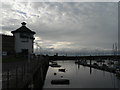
[58,69,66,72]
[116,69,120,78]
[50,64,61,67]
[51,79,70,85]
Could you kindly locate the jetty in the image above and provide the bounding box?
[48,55,120,60]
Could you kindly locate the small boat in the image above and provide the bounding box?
[49,61,61,67]
[96,59,105,63]
[75,61,78,64]
[116,69,120,76]
[115,65,120,70]
[93,63,98,66]
[50,64,61,67]
[49,61,57,66]
[96,59,102,62]
[102,64,108,67]
[52,62,58,65]
[58,69,66,72]
[49,60,54,63]
[116,70,120,79]
[75,60,87,65]
[108,61,114,65]
[51,79,70,85]
[75,60,81,64]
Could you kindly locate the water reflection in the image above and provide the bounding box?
[43,60,120,88]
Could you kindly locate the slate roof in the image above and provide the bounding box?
[11,22,36,34]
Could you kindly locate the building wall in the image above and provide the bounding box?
[14,33,33,54]
[2,34,15,55]
[0,34,2,57]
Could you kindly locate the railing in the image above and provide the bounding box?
[2,56,49,88]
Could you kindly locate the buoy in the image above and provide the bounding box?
[61,76,63,78]
[54,73,57,75]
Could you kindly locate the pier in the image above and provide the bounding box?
[49,55,120,60]
[49,55,120,75]
[75,60,117,74]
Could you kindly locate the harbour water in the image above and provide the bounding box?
[43,60,120,88]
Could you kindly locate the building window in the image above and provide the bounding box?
[20,33,34,39]
[20,33,29,38]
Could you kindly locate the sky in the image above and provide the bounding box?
[1,0,119,55]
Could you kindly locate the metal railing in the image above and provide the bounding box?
[2,56,48,88]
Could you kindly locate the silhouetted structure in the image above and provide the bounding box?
[11,22,36,54]
[2,22,36,56]
[2,34,15,55]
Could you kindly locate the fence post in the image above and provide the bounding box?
[26,63,28,73]
[30,62,31,73]
[21,65,23,80]
[24,64,25,75]
[40,67,43,83]
[7,69,9,88]
[16,67,18,88]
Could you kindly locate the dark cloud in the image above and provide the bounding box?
[1,2,118,54]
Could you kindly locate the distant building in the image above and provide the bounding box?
[2,22,36,55]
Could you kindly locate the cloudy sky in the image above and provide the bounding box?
[1,0,119,55]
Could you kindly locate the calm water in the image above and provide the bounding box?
[43,60,120,88]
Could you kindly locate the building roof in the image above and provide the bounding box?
[11,22,36,34]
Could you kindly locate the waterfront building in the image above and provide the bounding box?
[2,22,36,55]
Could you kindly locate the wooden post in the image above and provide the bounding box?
[27,63,29,73]
[16,67,18,88]
[24,64,25,75]
[90,59,91,66]
[29,63,31,73]
[90,59,92,74]
[40,67,43,83]
[7,69,9,88]
[22,66,23,80]
[26,63,28,73]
